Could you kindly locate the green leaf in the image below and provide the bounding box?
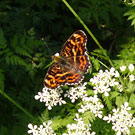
[15,46,32,58]
[102,95,112,110]
[5,56,10,65]
[129,93,135,108]
[127,14,135,21]
[110,91,120,99]
[0,29,7,49]
[115,96,128,108]
[82,111,95,123]
[20,35,26,46]
[131,18,135,26]
[91,57,100,71]
[11,34,18,49]
[131,127,135,135]
[10,55,26,66]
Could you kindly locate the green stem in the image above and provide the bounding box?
[44,61,54,69]
[0,89,34,120]
[98,60,110,70]
[62,0,114,67]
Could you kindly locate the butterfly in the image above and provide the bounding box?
[44,30,91,89]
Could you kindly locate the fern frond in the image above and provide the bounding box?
[102,95,112,110]
[10,55,26,66]
[51,115,75,130]
[82,111,95,123]
[124,7,135,27]
[0,29,7,49]
[39,109,50,123]
[11,34,18,49]
[15,46,32,58]
[5,56,10,65]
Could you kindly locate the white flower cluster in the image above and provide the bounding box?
[78,95,104,118]
[62,114,96,135]
[103,102,135,135]
[90,68,119,96]
[35,87,66,110]
[28,121,56,135]
[120,64,135,82]
[64,82,88,103]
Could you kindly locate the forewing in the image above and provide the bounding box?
[60,30,87,57]
[44,63,67,89]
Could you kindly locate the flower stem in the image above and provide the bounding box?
[0,89,34,120]
[62,0,114,67]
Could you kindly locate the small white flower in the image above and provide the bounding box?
[64,83,87,103]
[35,87,66,110]
[129,74,135,82]
[28,124,38,134]
[120,66,126,72]
[28,121,56,135]
[62,114,96,135]
[103,102,135,135]
[128,64,134,72]
[90,68,119,96]
[115,71,120,77]
[78,95,104,118]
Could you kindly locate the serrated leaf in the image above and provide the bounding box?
[0,29,7,49]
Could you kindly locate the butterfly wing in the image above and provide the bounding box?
[65,70,84,85]
[60,30,90,74]
[44,63,67,89]
[44,63,83,89]
[65,55,90,74]
[60,30,87,57]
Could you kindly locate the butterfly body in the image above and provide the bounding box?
[44,30,91,89]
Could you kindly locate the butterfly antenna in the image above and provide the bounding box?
[42,37,52,57]
[42,37,54,69]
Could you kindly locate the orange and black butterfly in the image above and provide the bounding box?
[44,30,91,89]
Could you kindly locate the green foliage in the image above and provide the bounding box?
[91,56,100,71]
[92,118,115,135]
[102,95,113,111]
[0,29,7,49]
[116,95,128,108]
[0,0,135,135]
[0,69,5,91]
[124,7,135,29]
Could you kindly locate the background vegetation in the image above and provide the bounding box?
[0,0,135,134]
